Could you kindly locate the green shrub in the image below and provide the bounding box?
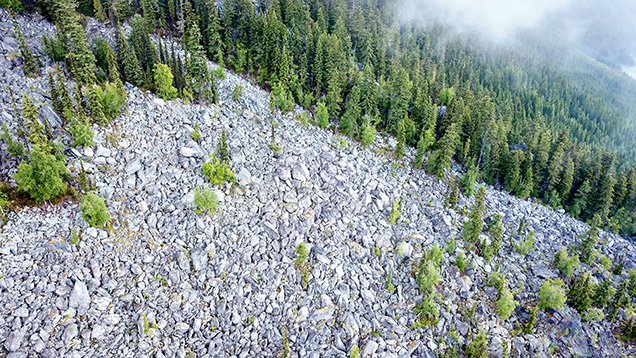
[487,271,506,297]
[232,84,244,101]
[413,294,439,326]
[386,270,396,293]
[427,244,443,266]
[523,305,538,334]
[295,241,309,289]
[466,331,488,358]
[446,237,456,254]
[295,242,308,266]
[80,193,110,227]
[583,307,605,323]
[579,220,600,265]
[153,63,178,100]
[350,345,360,358]
[14,144,68,202]
[1,123,24,157]
[296,112,309,128]
[514,231,535,256]
[212,67,226,80]
[202,156,234,185]
[193,187,218,215]
[99,82,124,118]
[1,0,22,14]
[497,288,518,320]
[455,250,467,272]
[69,114,94,147]
[594,278,615,307]
[388,198,401,224]
[538,278,567,310]
[360,114,376,146]
[0,190,9,215]
[553,247,580,279]
[218,129,229,163]
[269,122,281,154]
[599,255,612,270]
[191,122,202,141]
[568,271,595,313]
[315,101,329,129]
[416,258,440,294]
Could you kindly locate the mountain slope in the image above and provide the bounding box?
[0,9,636,358]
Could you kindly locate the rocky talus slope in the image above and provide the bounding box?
[1,9,635,358]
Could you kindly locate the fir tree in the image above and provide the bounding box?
[218,128,229,163]
[463,186,487,244]
[116,28,143,86]
[48,70,62,115]
[21,94,45,144]
[568,271,595,313]
[461,158,479,197]
[88,86,107,126]
[360,114,376,146]
[340,84,360,138]
[153,63,178,100]
[315,101,329,129]
[427,122,459,180]
[444,177,459,210]
[395,115,406,160]
[93,0,105,21]
[579,216,600,265]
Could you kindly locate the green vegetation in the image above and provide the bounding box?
[80,193,110,227]
[193,187,218,215]
[386,270,396,293]
[14,144,68,203]
[315,101,329,129]
[389,198,401,225]
[295,242,309,289]
[553,247,580,279]
[202,156,234,186]
[466,331,488,358]
[349,345,360,358]
[514,231,535,256]
[455,250,467,272]
[232,84,244,101]
[463,186,487,243]
[1,123,24,158]
[497,288,518,320]
[538,279,567,310]
[416,258,440,294]
[191,122,202,141]
[153,63,178,100]
[413,294,439,327]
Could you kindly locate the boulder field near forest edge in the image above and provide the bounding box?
[0,8,635,358]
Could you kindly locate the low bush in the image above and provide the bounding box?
[417,258,440,294]
[466,331,488,358]
[295,241,309,288]
[315,101,329,129]
[69,112,94,147]
[14,144,68,202]
[191,122,202,141]
[1,123,24,157]
[360,115,376,146]
[487,271,506,297]
[497,288,518,320]
[583,307,605,323]
[386,270,396,293]
[455,250,467,272]
[193,187,218,215]
[553,247,580,279]
[538,278,567,310]
[389,198,401,225]
[80,192,110,227]
[202,156,234,185]
[413,294,439,326]
[514,231,535,256]
[232,84,244,101]
[427,244,443,266]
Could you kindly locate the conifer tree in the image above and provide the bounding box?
[21,94,45,145]
[48,70,63,115]
[206,0,224,64]
[316,101,329,129]
[579,216,600,265]
[360,114,376,146]
[427,122,459,180]
[58,0,97,84]
[569,179,591,218]
[218,128,229,163]
[116,28,143,86]
[93,0,105,21]
[463,186,487,244]
[461,158,479,197]
[594,278,614,308]
[395,115,406,160]
[445,177,459,210]
[609,280,628,321]
[568,271,595,313]
[14,21,37,77]
[88,86,107,126]
[153,63,178,99]
[340,84,360,138]
[56,67,73,121]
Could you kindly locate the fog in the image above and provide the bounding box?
[398,0,636,78]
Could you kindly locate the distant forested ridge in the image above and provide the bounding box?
[6,0,636,235]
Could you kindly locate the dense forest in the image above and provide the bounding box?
[2,0,636,236]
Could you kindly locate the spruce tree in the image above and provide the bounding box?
[93,0,105,21]
[315,101,329,129]
[395,115,406,160]
[427,122,459,180]
[340,84,360,138]
[88,86,107,126]
[48,71,62,115]
[360,114,376,146]
[568,271,595,313]
[463,186,487,244]
[444,177,459,210]
[218,128,229,163]
[21,94,45,145]
[58,0,97,84]
[461,158,479,197]
[579,216,600,265]
[153,63,178,99]
[116,28,143,86]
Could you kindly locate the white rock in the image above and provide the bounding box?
[180,146,198,157]
[69,281,91,309]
